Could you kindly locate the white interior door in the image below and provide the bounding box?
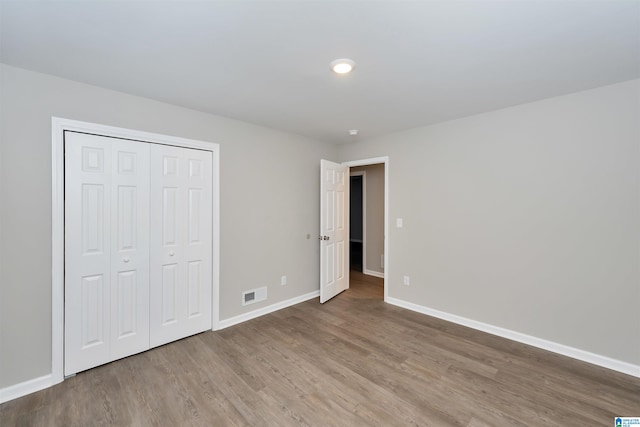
[320,159,349,303]
[150,145,212,347]
[65,132,150,375]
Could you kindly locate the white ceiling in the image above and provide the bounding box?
[1,1,639,144]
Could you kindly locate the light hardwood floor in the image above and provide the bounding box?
[2,273,639,426]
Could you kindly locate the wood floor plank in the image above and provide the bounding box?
[2,273,639,426]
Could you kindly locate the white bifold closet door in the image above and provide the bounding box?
[65,132,150,375]
[65,132,212,376]
[149,144,212,347]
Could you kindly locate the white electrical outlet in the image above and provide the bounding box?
[281,275,287,286]
[403,275,410,286]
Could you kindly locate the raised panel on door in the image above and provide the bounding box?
[65,132,113,375]
[161,263,179,324]
[150,145,212,347]
[110,141,150,361]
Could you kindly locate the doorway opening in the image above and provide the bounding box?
[344,158,388,300]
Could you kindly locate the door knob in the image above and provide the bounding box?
[123,257,130,263]
[169,251,175,256]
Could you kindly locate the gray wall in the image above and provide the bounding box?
[0,64,338,388]
[2,63,638,392]
[351,164,385,276]
[339,79,640,365]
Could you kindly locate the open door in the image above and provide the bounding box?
[320,160,349,303]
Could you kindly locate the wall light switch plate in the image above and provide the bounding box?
[396,218,403,228]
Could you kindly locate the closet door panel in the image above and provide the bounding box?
[65,133,151,375]
[110,140,150,361]
[150,146,185,345]
[65,133,113,375]
[65,130,214,374]
[150,145,212,347]
[184,150,212,328]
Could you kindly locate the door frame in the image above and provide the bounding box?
[51,117,220,385]
[343,157,389,302]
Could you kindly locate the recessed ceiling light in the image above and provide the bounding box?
[330,58,356,74]
[349,129,359,136]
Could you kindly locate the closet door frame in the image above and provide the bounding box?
[52,117,220,385]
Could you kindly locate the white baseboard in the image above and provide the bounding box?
[363,269,384,279]
[216,290,320,330]
[386,297,640,378]
[0,374,55,404]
